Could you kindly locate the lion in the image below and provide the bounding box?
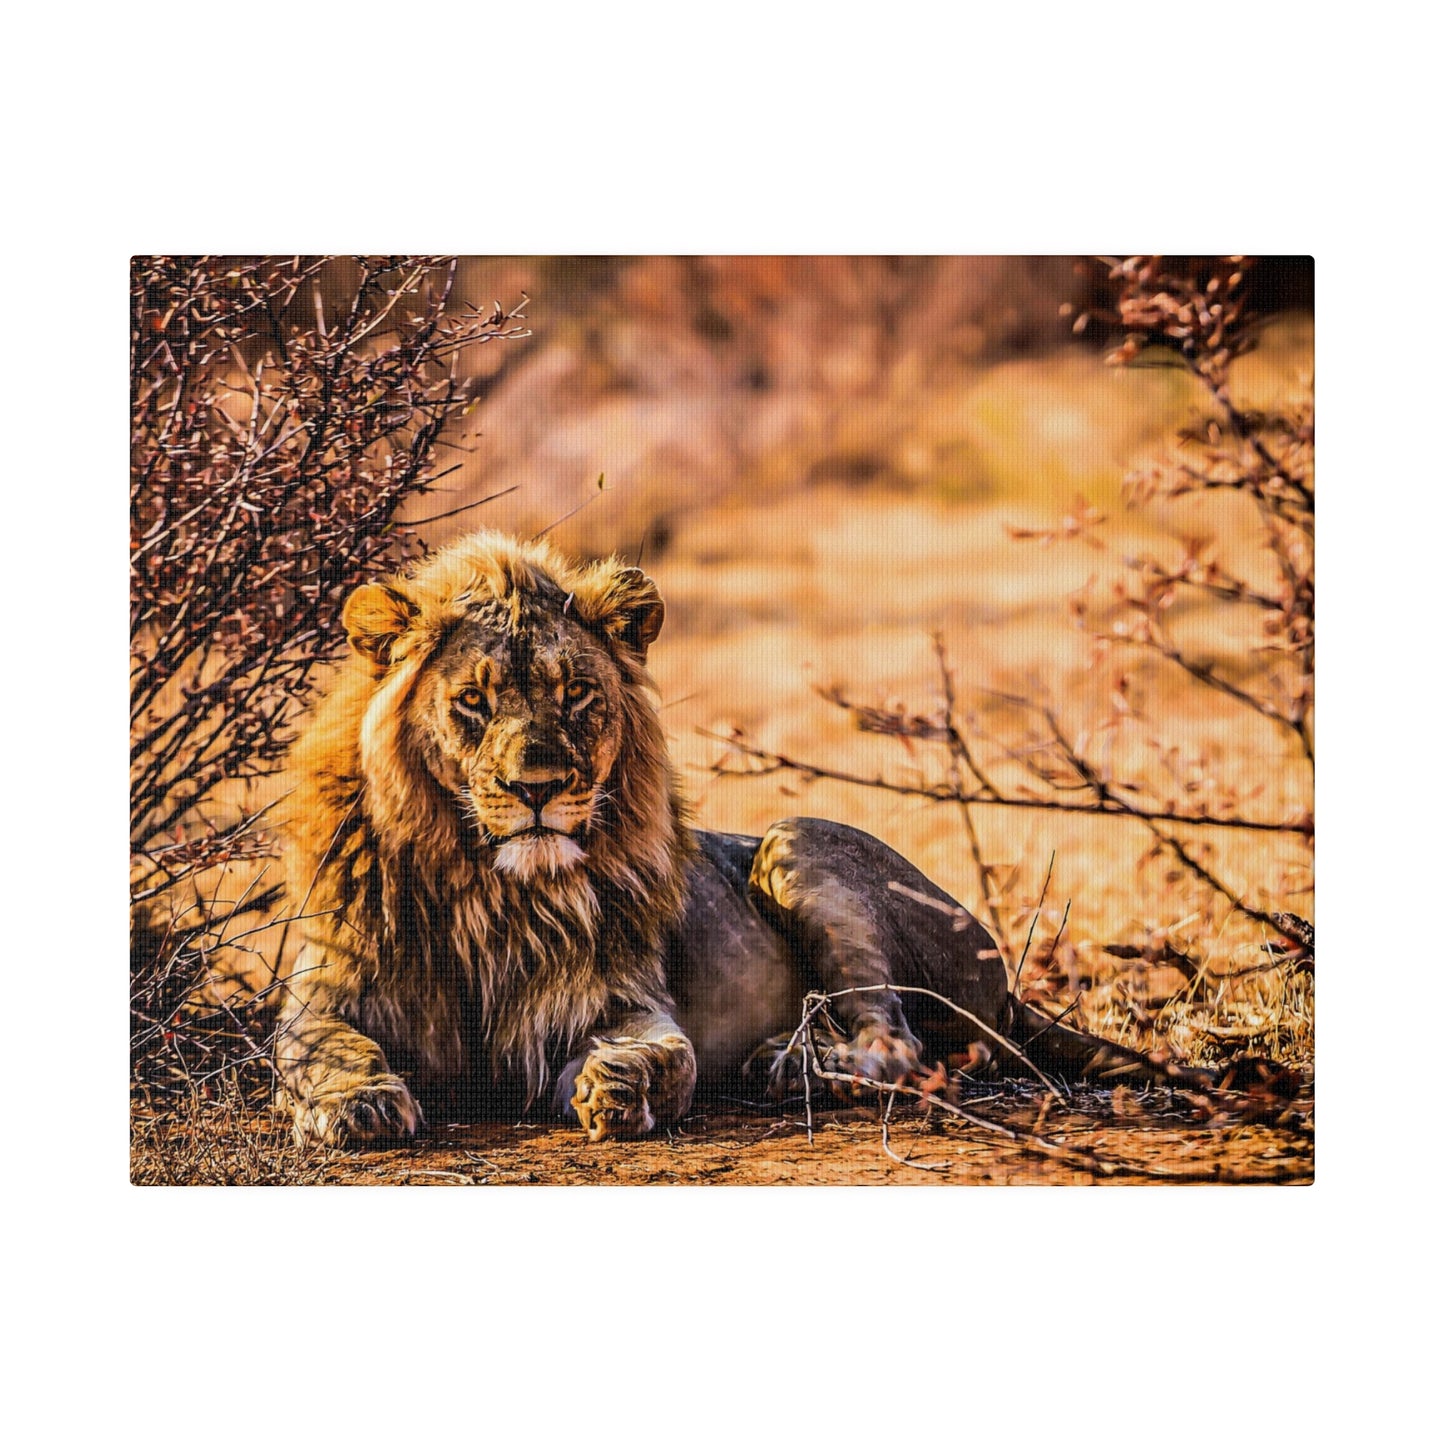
[275,527,1197,1144]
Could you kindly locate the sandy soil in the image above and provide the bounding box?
[298,1089,1312,1187]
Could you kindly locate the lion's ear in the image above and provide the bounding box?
[342,582,417,668]
[574,565,665,661]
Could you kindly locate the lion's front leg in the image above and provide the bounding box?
[275,949,424,1146]
[277,1011,424,1146]
[564,1012,697,1142]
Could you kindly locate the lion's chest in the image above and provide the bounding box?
[363,882,612,1093]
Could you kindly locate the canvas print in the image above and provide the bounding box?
[130,255,1314,1185]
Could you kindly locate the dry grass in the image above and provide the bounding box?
[131,1080,336,1187]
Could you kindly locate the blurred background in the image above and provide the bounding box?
[428,256,1311,538]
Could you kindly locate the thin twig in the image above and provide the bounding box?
[1013,850,1056,996]
[880,1090,949,1172]
[703,731,1312,837]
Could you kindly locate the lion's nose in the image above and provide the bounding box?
[502,775,571,812]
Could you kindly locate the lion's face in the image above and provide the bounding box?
[341,541,667,885]
[406,605,629,878]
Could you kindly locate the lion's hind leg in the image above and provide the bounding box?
[748,818,959,1099]
[747,818,1014,1099]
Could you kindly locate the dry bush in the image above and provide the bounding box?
[130,256,528,1176]
[711,256,1314,1073]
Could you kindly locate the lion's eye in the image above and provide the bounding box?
[564,679,594,709]
[456,687,489,716]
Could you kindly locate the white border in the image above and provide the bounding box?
[6,3,1433,1435]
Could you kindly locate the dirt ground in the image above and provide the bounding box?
[244,1085,1312,1187]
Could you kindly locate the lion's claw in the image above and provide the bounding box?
[572,1083,655,1142]
[569,1034,695,1142]
[571,1044,658,1142]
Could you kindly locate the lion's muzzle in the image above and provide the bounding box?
[499,771,576,814]
[471,768,596,877]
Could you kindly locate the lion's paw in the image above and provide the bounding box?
[291,1074,424,1146]
[745,1024,925,1101]
[821,1024,924,1100]
[572,1069,654,1142]
[569,1035,695,1143]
